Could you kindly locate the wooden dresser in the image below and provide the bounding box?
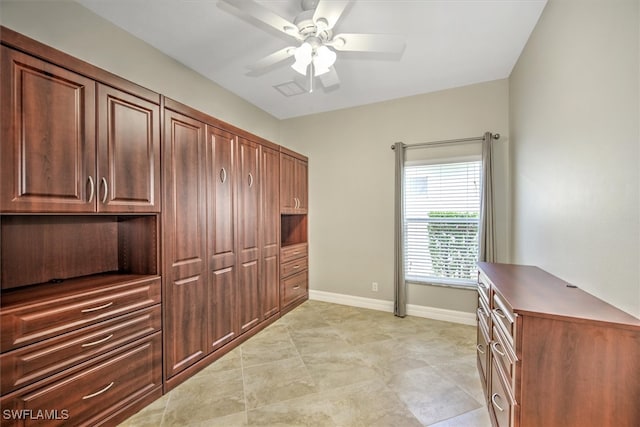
[477,262,640,427]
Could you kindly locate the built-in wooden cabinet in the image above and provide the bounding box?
[477,263,640,427]
[162,109,209,379]
[0,26,310,422]
[237,138,262,335]
[0,46,160,214]
[279,148,309,312]
[207,127,238,353]
[162,99,289,391]
[280,149,308,214]
[260,146,281,320]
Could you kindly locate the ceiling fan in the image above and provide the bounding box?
[219,0,406,92]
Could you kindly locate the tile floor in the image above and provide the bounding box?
[119,300,491,427]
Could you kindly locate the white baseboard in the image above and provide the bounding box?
[308,290,476,326]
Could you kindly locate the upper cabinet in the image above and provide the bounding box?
[0,46,160,214]
[280,149,308,214]
[96,84,160,213]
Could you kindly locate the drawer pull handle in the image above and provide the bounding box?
[81,302,114,313]
[478,281,488,290]
[478,306,487,317]
[293,285,301,290]
[293,265,300,269]
[248,173,254,188]
[220,168,227,183]
[494,308,507,319]
[292,251,300,255]
[82,382,114,400]
[476,344,485,354]
[491,393,505,412]
[492,341,506,357]
[81,334,114,348]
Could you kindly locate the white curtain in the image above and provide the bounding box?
[479,132,496,262]
[393,142,407,317]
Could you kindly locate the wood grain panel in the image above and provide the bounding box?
[520,317,640,427]
[0,333,162,427]
[163,110,208,378]
[97,84,160,213]
[0,46,95,213]
[261,145,280,319]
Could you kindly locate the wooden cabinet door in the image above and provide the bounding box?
[279,153,296,212]
[261,146,280,319]
[236,138,260,334]
[295,158,308,213]
[0,47,96,213]
[163,110,208,378]
[206,127,238,352]
[97,84,160,213]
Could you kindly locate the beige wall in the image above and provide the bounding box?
[510,0,640,317]
[281,80,510,313]
[0,0,280,142]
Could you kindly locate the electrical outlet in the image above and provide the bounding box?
[372,282,379,292]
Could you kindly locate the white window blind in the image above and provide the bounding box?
[404,160,481,286]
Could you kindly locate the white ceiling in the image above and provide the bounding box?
[77,0,547,119]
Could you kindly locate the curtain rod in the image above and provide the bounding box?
[391,133,500,150]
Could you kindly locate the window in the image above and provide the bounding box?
[404,160,481,286]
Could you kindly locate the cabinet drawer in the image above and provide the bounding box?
[491,325,517,396]
[476,320,490,395]
[489,359,516,427]
[492,291,515,344]
[1,305,160,395]
[280,243,307,263]
[1,276,160,352]
[280,257,308,279]
[281,271,308,307]
[0,332,162,427]
[477,272,490,304]
[477,296,490,333]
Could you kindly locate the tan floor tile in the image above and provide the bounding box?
[243,356,317,409]
[120,300,490,427]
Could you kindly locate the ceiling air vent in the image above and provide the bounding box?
[274,81,306,97]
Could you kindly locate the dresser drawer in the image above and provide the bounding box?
[1,305,161,395]
[477,272,490,304]
[489,359,516,427]
[476,319,490,395]
[280,243,307,263]
[280,257,308,279]
[492,291,515,344]
[281,271,307,307]
[477,295,490,333]
[491,325,517,396]
[1,276,161,352]
[0,332,162,427]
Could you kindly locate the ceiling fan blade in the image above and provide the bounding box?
[319,66,340,89]
[247,46,296,71]
[219,0,302,40]
[331,33,405,54]
[313,0,350,30]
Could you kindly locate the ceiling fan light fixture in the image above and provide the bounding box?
[313,45,336,71]
[292,42,313,75]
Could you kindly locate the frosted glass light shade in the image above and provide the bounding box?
[292,42,312,75]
